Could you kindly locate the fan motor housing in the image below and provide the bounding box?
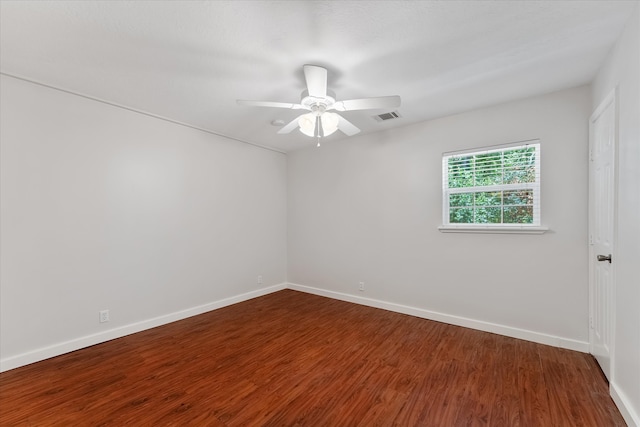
[300,89,336,112]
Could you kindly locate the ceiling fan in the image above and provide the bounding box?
[237,65,401,143]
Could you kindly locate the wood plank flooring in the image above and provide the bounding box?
[0,290,625,426]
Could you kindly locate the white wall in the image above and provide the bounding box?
[0,75,287,370]
[592,5,640,426]
[288,86,591,350]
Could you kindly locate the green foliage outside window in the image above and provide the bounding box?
[446,146,537,224]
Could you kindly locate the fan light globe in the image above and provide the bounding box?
[322,112,339,136]
[298,113,316,137]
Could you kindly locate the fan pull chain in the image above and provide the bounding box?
[316,114,323,147]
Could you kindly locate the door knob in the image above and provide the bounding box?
[597,254,612,263]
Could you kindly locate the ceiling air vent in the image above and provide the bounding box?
[374,111,401,122]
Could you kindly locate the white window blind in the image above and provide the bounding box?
[442,141,541,228]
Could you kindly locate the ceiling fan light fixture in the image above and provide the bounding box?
[298,111,339,138]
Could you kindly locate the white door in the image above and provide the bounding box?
[589,90,616,380]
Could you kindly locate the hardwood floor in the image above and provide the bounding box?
[0,290,625,426]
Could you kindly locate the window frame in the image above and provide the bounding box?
[439,140,548,234]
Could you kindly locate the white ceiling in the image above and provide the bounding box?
[1,1,636,152]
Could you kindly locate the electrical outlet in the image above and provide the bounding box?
[359,282,365,291]
[99,310,110,323]
[258,275,263,285]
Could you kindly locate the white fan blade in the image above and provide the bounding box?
[237,100,305,109]
[277,115,303,134]
[303,65,327,98]
[337,115,360,136]
[332,95,401,112]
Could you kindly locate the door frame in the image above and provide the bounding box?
[588,87,618,380]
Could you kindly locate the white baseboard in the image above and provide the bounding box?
[286,283,590,353]
[611,381,640,427]
[0,281,593,373]
[0,283,286,373]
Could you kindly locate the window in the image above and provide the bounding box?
[441,140,545,233]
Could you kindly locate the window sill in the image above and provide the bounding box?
[438,225,549,234]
